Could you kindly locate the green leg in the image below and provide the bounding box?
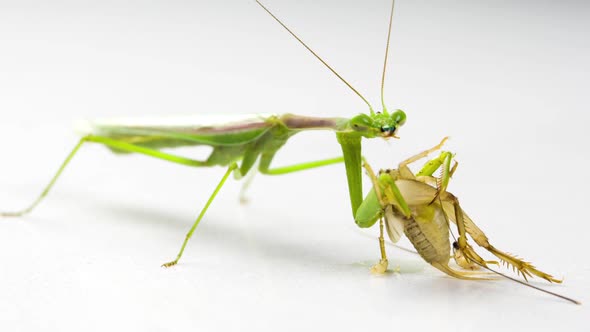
[416,151,454,195]
[260,156,345,175]
[236,154,344,203]
[399,137,448,170]
[258,132,362,219]
[337,133,363,217]
[162,163,238,268]
[1,135,209,217]
[1,138,86,217]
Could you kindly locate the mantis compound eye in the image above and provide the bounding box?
[350,114,377,136]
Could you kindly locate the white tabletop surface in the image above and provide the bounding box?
[1,1,588,331]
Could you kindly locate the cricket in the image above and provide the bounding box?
[0,0,578,304]
[357,137,579,304]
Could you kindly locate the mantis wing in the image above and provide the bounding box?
[75,113,277,149]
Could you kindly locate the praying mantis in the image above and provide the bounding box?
[0,1,578,305]
[1,0,405,268]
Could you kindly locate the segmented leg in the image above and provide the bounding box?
[162,163,237,267]
[441,195,562,283]
[363,161,392,274]
[370,218,389,274]
[398,137,448,170]
[1,135,209,217]
[260,156,345,175]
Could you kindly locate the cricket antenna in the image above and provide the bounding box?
[380,0,396,113]
[255,0,375,114]
[438,199,580,305]
[472,259,581,305]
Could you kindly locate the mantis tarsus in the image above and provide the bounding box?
[356,137,580,305]
[2,0,405,267]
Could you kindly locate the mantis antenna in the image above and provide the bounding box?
[255,0,375,114]
[380,0,396,113]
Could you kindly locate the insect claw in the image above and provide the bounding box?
[162,260,178,268]
[370,259,389,275]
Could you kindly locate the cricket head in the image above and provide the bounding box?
[349,109,406,139]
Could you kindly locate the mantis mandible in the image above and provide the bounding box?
[2,0,405,267]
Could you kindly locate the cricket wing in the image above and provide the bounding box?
[395,179,438,206]
[75,113,278,149]
[384,205,404,243]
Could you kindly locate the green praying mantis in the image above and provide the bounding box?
[1,0,405,268]
[0,0,578,304]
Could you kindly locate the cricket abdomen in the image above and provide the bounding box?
[403,205,451,264]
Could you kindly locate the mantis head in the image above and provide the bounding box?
[350,109,406,139]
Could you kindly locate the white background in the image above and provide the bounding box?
[1,0,588,331]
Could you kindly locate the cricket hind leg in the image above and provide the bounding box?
[1,135,210,217]
[430,262,495,280]
[443,197,562,283]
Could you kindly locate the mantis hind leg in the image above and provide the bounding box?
[1,138,86,217]
[1,135,210,217]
